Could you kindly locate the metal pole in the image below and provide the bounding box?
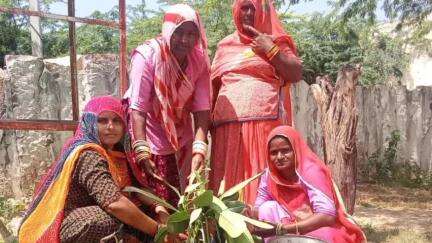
[119,0,128,96]
[29,0,43,57]
[68,0,79,121]
[0,6,119,28]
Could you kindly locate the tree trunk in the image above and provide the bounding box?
[310,65,361,214]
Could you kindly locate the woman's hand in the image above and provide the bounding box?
[244,204,259,219]
[155,205,170,224]
[244,25,275,56]
[140,158,165,182]
[164,232,188,243]
[191,153,205,172]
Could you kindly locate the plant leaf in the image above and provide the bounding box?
[123,186,178,212]
[167,210,190,233]
[193,190,213,207]
[154,226,168,243]
[237,214,274,229]
[218,210,248,238]
[220,171,264,200]
[211,196,228,213]
[225,200,246,213]
[234,232,255,243]
[222,192,240,203]
[184,182,201,193]
[189,208,203,226]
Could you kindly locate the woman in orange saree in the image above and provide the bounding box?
[18,96,164,242]
[209,0,302,205]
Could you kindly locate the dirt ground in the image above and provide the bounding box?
[353,183,432,242]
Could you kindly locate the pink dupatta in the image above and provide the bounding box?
[132,4,210,150]
[266,126,366,243]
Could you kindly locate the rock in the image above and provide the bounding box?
[0,54,119,199]
[78,54,120,112]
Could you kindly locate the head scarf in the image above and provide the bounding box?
[266,125,366,242]
[19,96,130,243]
[233,0,297,51]
[34,96,128,195]
[134,4,210,150]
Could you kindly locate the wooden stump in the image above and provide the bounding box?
[310,65,361,214]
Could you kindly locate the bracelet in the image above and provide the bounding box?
[132,139,149,150]
[134,145,151,154]
[192,140,208,157]
[275,223,284,235]
[295,221,299,235]
[136,151,151,161]
[265,44,279,60]
[266,44,277,57]
[267,46,280,61]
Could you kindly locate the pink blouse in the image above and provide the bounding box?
[255,169,336,218]
[124,45,210,155]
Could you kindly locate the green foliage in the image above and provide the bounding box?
[0,197,26,221]
[128,169,271,242]
[128,15,162,52]
[0,0,32,66]
[359,30,409,85]
[284,13,409,85]
[0,0,421,85]
[361,130,432,189]
[335,0,432,51]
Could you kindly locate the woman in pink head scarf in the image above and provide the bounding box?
[252,125,366,243]
[124,4,211,205]
[209,0,302,206]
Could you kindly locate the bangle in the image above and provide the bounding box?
[266,44,277,57]
[192,140,208,157]
[266,44,280,60]
[267,46,280,61]
[276,223,284,235]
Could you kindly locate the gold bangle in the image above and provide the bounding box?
[266,44,278,58]
[132,139,149,149]
[268,47,280,61]
[266,44,277,57]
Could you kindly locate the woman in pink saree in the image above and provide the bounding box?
[124,4,211,205]
[253,125,366,243]
[209,0,302,205]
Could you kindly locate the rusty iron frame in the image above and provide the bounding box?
[0,0,128,131]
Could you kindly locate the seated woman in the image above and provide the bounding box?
[18,96,169,242]
[253,125,366,243]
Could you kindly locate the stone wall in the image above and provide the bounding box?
[0,55,119,199]
[1,55,431,199]
[292,81,432,171]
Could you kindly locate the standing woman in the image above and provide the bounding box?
[210,0,302,205]
[124,4,211,205]
[18,96,163,242]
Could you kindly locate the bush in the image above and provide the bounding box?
[361,130,432,189]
